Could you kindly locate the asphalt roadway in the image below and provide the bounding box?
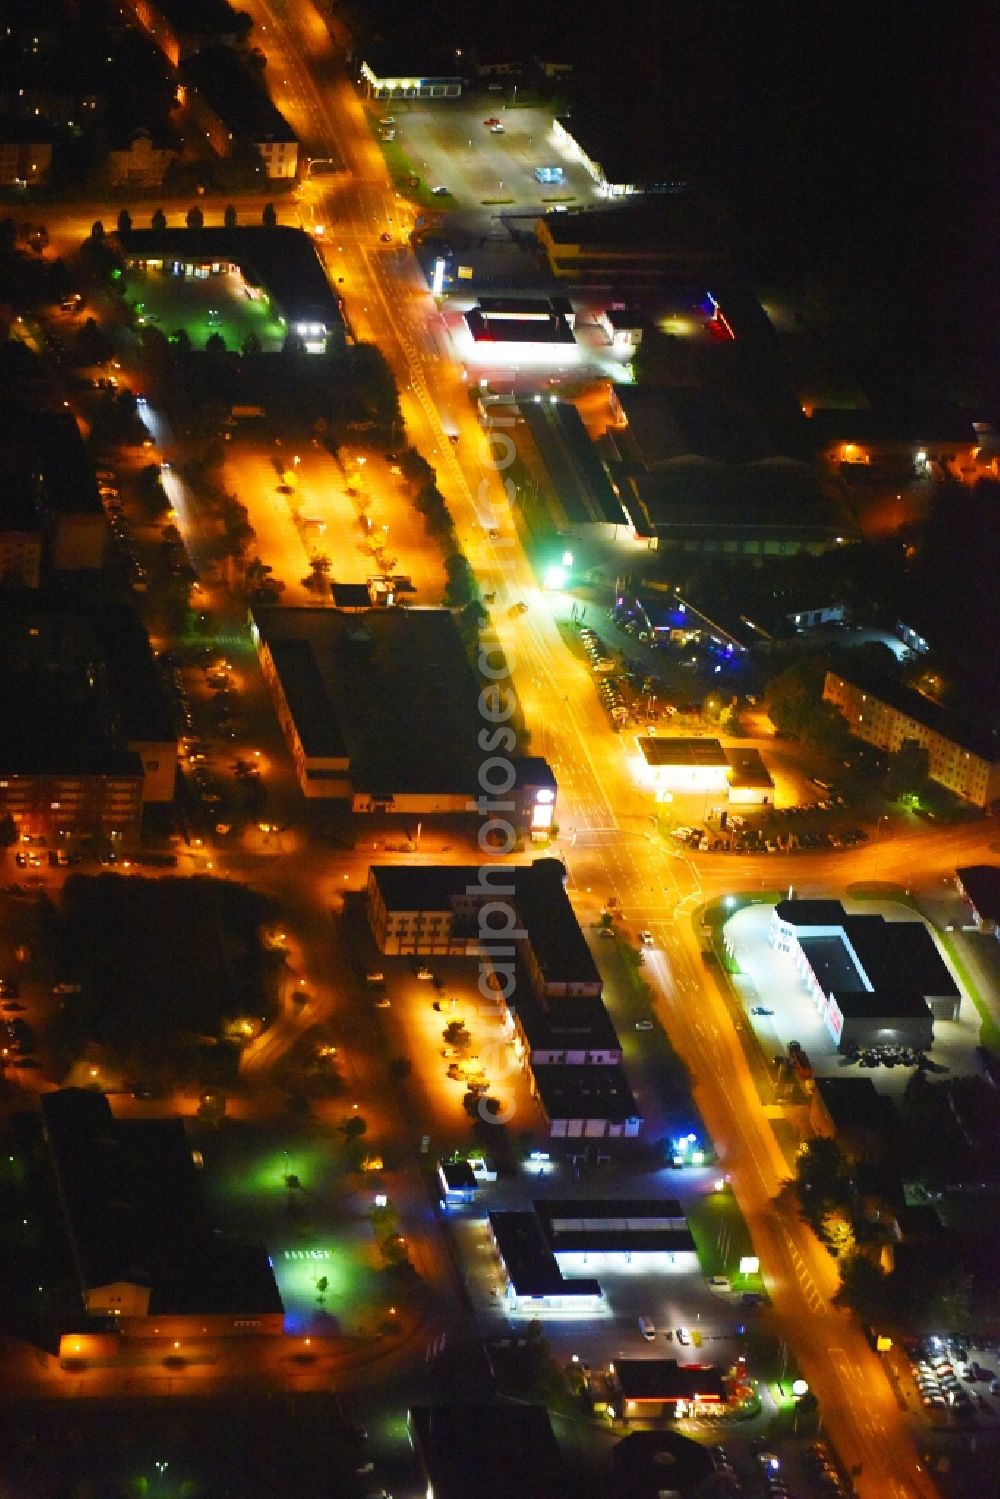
[19,3,1000,1491]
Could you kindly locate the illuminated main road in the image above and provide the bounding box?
[210,5,958,1492]
[32,0,976,1484]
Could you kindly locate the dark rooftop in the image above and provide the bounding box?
[513,859,600,988]
[555,107,687,188]
[774,899,848,928]
[92,605,177,744]
[368,860,597,987]
[266,638,348,761]
[614,383,809,467]
[465,309,576,345]
[539,197,721,255]
[956,865,1000,924]
[146,0,243,39]
[613,1359,726,1403]
[798,935,863,996]
[0,406,102,525]
[408,1403,567,1499]
[41,1090,283,1317]
[252,607,482,793]
[0,599,154,777]
[516,400,626,526]
[637,737,729,768]
[842,916,959,999]
[726,747,774,788]
[825,665,1000,765]
[623,459,844,543]
[531,1064,640,1124]
[181,47,297,145]
[512,979,621,1056]
[488,1211,601,1301]
[536,1199,695,1256]
[120,227,343,335]
[815,1077,901,1136]
[831,987,935,1021]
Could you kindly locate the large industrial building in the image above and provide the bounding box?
[823,667,1000,809]
[770,899,960,1050]
[42,1090,283,1345]
[252,606,557,825]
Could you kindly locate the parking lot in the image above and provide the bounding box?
[724,901,980,1093]
[376,103,602,219]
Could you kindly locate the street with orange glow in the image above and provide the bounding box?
[200,6,988,1495]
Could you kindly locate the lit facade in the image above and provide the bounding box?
[823,671,1000,808]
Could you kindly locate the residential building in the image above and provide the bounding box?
[127,0,245,68]
[251,606,557,823]
[42,1090,283,1345]
[823,668,1000,808]
[408,1403,568,1499]
[0,406,108,577]
[107,127,178,187]
[0,598,177,838]
[0,116,53,185]
[770,899,960,1050]
[181,47,299,178]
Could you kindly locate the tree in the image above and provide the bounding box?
[461,599,488,632]
[205,330,227,354]
[886,738,930,802]
[224,203,238,229]
[443,551,474,607]
[340,1114,367,1140]
[186,205,204,231]
[835,1251,888,1323]
[151,208,167,231]
[388,1056,412,1081]
[90,221,105,240]
[117,209,132,235]
[241,331,262,357]
[793,1137,855,1228]
[262,202,277,227]
[171,328,192,356]
[764,658,827,738]
[0,814,17,849]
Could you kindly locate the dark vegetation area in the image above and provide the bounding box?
[48,875,283,1085]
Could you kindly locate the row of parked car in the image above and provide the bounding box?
[910,1337,1000,1418]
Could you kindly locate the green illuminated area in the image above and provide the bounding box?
[128,265,286,352]
[201,1129,390,1336]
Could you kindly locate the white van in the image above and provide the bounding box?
[638,1316,656,1340]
